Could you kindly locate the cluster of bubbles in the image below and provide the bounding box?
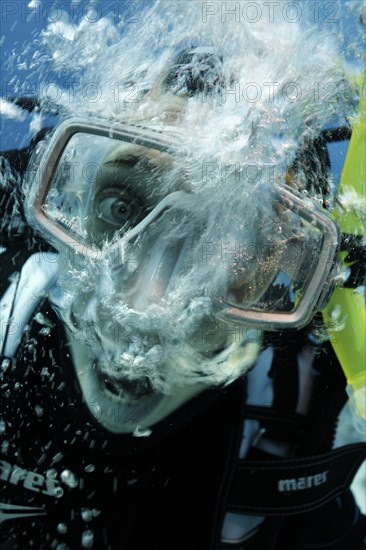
[5,1,366,393]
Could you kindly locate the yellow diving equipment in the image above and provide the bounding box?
[323,78,366,428]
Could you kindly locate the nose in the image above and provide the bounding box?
[103,191,197,311]
[125,238,187,311]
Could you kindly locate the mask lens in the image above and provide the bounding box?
[228,210,323,313]
[42,132,174,249]
[223,189,338,328]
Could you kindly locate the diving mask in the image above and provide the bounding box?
[25,118,340,330]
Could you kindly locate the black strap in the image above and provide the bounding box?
[269,343,299,413]
[244,405,308,442]
[228,443,366,516]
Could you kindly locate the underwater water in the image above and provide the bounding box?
[1,0,365,524]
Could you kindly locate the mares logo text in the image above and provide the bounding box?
[0,459,64,499]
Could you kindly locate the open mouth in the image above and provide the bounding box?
[98,343,237,401]
[100,372,155,400]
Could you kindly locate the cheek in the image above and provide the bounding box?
[187,319,242,354]
[86,218,117,247]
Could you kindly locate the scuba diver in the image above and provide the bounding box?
[0,44,366,550]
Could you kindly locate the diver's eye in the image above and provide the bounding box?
[97,196,131,226]
[94,188,142,228]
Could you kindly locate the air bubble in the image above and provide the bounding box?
[51,485,64,499]
[81,529,94,548]
[81,508,101,522]
[35,405,44,417]
[60,469,79,488]
[34,312,55,328]
[52,452,64,463]
[81,509,92,522]
[0,419,6,435]
[1,359,11,371]
[330,304,342,321]
[57,523,68,535]
[39,327,52,336]
[133,425,152,437]
[127,477,138,486]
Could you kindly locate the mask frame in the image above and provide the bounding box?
[25,117,181,258]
